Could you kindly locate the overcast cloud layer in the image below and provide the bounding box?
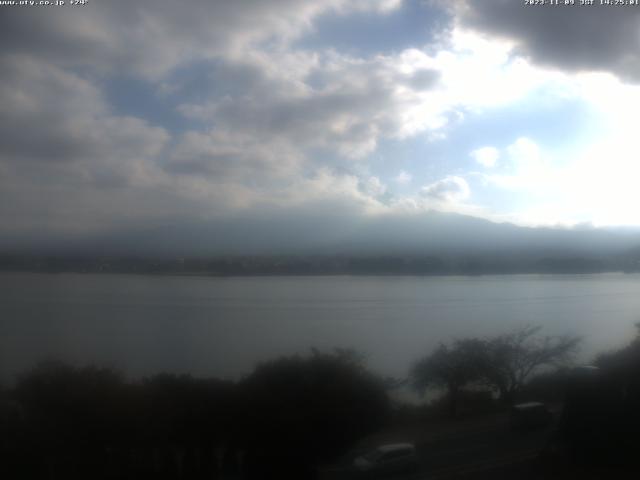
[2,0,640,253]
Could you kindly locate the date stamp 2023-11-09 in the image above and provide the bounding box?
[525,0,639,6]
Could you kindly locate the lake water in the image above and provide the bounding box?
[1,272,639,384]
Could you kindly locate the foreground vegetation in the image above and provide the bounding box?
[1,326,640,479]
[0,349,389,479]
[411,326,581,417]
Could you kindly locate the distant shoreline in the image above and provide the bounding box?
[2,252,639,277]
[0,268,637,278]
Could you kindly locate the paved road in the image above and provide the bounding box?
[411,417,551,479]
[320,414,554,479]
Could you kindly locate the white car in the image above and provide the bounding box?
[352,443,419,477]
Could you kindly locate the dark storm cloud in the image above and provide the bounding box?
[454,1,640,80]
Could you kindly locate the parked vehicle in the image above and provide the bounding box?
[351,443,419,477]
[510,402,553,431]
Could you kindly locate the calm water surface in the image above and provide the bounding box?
[1,272,639,383]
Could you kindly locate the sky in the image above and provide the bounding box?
[2,0,640,251]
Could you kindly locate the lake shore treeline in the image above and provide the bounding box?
[2,252,640,276]
[2,327,640,479]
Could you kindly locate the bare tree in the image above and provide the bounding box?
[411,326,581,414]
[411,339,486,418]
[482,325,581,404]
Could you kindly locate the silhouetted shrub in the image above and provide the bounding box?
[2,352,390,479]
[240,349,391,479]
